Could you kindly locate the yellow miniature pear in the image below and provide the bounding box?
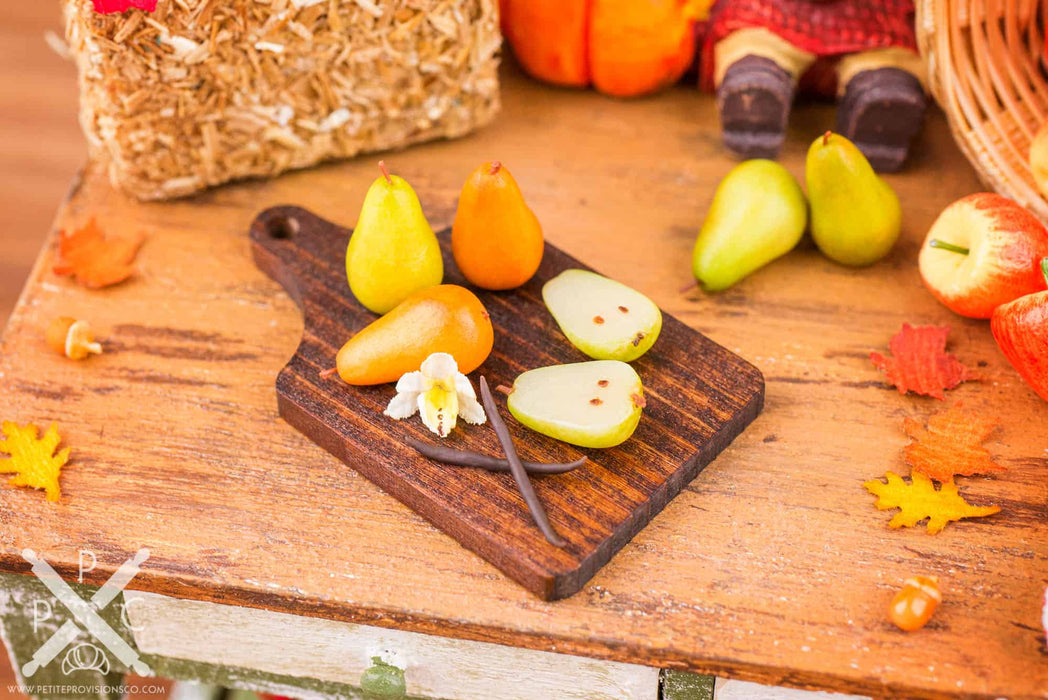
[346,162,443,314]
[807,132,901,267]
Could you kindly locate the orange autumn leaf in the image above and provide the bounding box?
[904,404,1005,482]
[870,324,977,400]
[53,219,145,289]
[864,471,1000,534]
[0,422,70,502]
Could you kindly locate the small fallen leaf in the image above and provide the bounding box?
[53,219,145,289]
[870,324,977,399]
[904,404,1005,482]
[91,0,157,14]
[0,422,71,502]
[864,471,999,534]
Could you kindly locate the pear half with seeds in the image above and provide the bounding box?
[507,361,646,449]
[543,270,662,362]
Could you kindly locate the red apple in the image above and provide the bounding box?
[991,259,1048,402]
[918,193,1048,318]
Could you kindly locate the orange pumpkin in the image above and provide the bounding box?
[500,0,702,98]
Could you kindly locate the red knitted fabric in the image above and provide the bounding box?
[92,0,157,13]
[700,0,918,90]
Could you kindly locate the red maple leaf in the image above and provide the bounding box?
[870,324,977,399]
[91,0,157,14]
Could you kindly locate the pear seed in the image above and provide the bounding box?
[598,380,609,387]
[618,306,629,313]
[589,397,603,406]
[593,316,605,324]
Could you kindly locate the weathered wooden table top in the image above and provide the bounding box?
[0,67,1045,698]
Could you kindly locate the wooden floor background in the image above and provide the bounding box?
[0,2,83,330]
[0,3,82,694]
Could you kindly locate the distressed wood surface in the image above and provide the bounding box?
[125,590,660,700]
[0,65,1045,698]
[250,206,762,599]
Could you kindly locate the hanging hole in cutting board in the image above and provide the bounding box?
[266,215,300,240]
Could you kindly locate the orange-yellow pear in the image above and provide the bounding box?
[452,161,544,290]
[336,285,494,385]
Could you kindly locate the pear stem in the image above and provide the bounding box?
[1041,257,1048,286]
[929,239,970,256]
[377,160,392,185]
[489,161,502,175]
[822,131,832,146]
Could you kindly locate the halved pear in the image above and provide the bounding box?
[506,361,646,448]
[543,269,662,362]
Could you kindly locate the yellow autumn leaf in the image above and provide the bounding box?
[864,471,1000,534]
[0,422,71,502]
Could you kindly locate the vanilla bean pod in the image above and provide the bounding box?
[479,376,566,548]
[406,438,586,475]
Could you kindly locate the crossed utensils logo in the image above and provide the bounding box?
[20,548,151,677]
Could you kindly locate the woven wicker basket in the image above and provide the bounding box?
[64,0,501,201]
[916,0,1048,220]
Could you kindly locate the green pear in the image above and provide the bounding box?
[691,159,808,291]
[347,162,443,314]
[507,361,645,449]
[807,132,902,267]
[543,269,662,362]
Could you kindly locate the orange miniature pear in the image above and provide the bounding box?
[335,285,494,386]
[452,162,544,291]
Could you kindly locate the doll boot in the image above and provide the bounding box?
[717,55,796,159]
[836,68,928,172]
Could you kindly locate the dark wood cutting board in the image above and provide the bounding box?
[249,205,764,600]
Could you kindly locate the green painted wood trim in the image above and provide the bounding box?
[0,572,422,700]
[660,670,715,700]
[2,572,680,700]
[147,655,429,700]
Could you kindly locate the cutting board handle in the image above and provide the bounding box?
[249,205,347,311]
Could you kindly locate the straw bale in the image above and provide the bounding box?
[63,0,501,200]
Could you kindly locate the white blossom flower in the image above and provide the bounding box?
[384,353,486,437]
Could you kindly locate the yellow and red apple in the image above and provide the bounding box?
[918,193,1048,318]
[991,258,1048,402]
